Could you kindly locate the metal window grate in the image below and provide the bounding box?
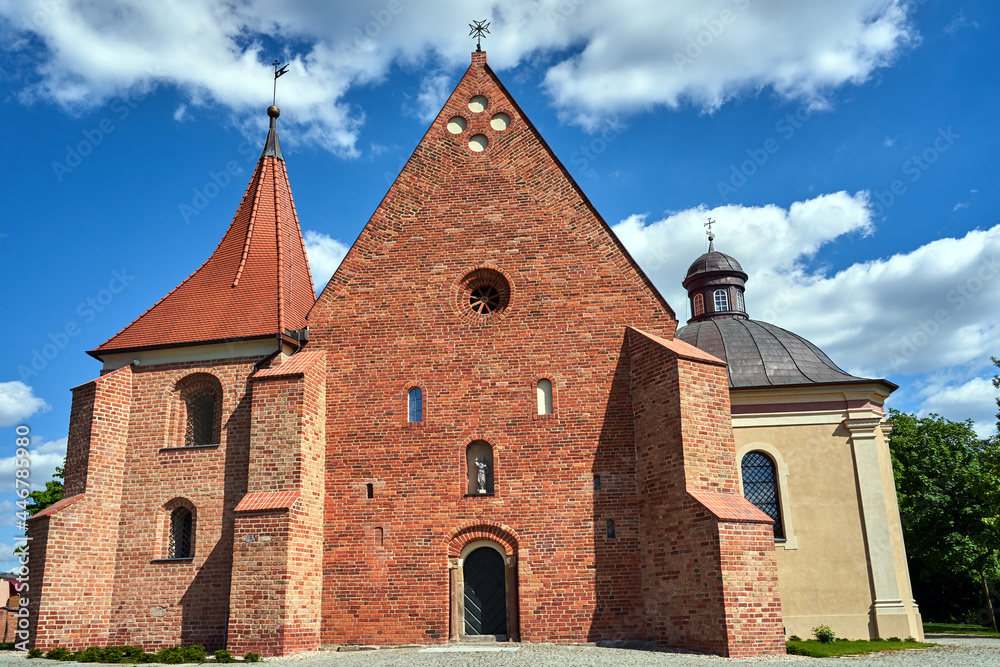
[741,452,784,538]
[185,391,216,446]
[169,508,192,558]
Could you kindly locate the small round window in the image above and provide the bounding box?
[457,268,510,322]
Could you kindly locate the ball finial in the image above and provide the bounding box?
[267,105,280,118]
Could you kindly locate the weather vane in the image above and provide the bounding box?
[469,19,490,52]
[272,59,290,106]
[705,217,716,242]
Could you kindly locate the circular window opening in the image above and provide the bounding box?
[447,116,467,134]
[458,268,510,320]
[490,113,510,131]
[469,134,488,152]
[468,95,488,113]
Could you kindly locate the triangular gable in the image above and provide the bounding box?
[311,52,674,326]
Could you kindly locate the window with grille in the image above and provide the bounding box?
[185,391,216,446]
[713,289,728,312]
[408,387,422,422]
[693,293,704,316]
[169,507,193,558]
[741,451,784,539]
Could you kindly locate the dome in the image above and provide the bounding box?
[685,249,746,281]
[675,318,872,388]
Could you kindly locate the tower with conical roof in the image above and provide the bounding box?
[27,105,327,655]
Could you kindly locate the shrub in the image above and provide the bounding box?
[785,643,809,655]
[813,625,836,643]
[75,647,104,662]
[26,648,43,659]
[243,653,261,663]
[214,649,236,663]
[888,636,901,642]
[904,637,918,643]
[155,645,205,664]
[44,647,73,661]
[788,635,801,642]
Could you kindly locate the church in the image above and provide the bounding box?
[26,51,921,658]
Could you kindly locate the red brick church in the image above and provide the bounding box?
[28,50,902,658]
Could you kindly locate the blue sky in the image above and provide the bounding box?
[0,0,998,569]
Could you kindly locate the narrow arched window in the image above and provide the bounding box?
[741,451,784,539]
[169,507,193,558]
[693,293,704,316]
[408,387,422,423]
[735,290,745,313]
[185,390,216,447]
[466,440,494,495]
[536,378,553,415]
[713,289,728,312]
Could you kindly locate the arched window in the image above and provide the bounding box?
[466,440,494,495]
[713,289,728,312]
[735,290,745,313]
[408,387,422,423]
[536,378,553,415]
[169,507,193,558]
[172,373,222,448]
[741,451,784,539]
[185,390,216,447]
[693,293,705,317]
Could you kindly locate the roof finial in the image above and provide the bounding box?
[469,19,490,52]
[272,59,289,108]
[705,217,716,252]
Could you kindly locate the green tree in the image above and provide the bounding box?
[888,410,999,630]
[25,462,65,517]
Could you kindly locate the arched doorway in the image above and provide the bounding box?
[463,547,507,636]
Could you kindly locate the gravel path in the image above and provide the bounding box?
[0,635,995,667]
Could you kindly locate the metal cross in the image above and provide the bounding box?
[704,217,716,242]
[272,59,290,106]
[469,20,491,52]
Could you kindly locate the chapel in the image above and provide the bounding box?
[26,51,919,658]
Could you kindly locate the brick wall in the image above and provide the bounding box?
[28,364,132,650]
[627,328,784,657]
[227,351,326,656]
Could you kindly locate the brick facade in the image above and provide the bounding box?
[27,51,785,658]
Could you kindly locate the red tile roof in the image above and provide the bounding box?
[629,327,727,367]
[253,349,326,379]
[28,493,85,520]
[93,116,315,355]
[233,491,300,512]
[688,490,773,523]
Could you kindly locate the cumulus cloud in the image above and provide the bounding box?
[0,437,66,495]
[613,195,1000,433]
[0,0,917,151]
[0,381,50,427]
[303,230,350,293]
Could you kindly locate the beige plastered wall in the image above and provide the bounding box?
[731,388,922,641]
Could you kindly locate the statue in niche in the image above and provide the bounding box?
[475,456,490,494]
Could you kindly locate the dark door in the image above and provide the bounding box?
[463,547,507,636]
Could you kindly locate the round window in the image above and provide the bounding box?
[457,268,511,322]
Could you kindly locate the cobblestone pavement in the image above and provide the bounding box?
[1,636,996,667]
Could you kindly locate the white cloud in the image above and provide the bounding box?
[917,376,997,438]
[953,202,969,211]
[0,0,918,150]
[0,437,66,495]
[412,71,454,123]
[0,382,50,427]
[303,230,349,294]
[613,196,1000,409]
[173,103,189,122]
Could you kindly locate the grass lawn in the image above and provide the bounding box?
[923,622,1000,636]
[786,639,936,657]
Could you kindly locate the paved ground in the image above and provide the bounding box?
[1,635,996,667]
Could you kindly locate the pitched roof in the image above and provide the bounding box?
[92,110,314,356]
